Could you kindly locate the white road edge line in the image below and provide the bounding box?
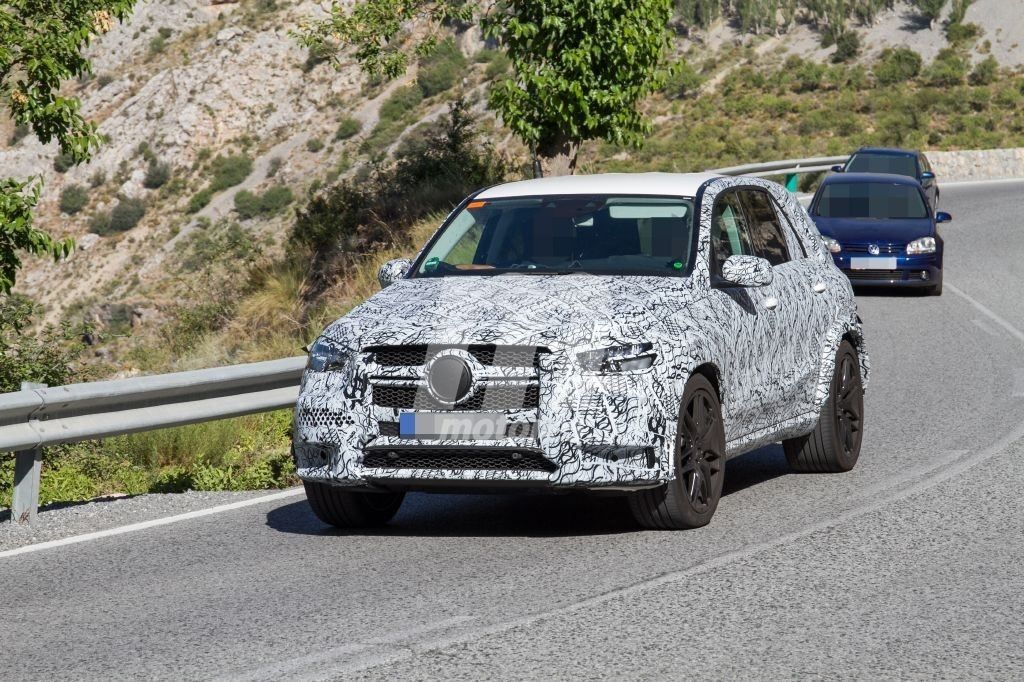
[0,487,305,560]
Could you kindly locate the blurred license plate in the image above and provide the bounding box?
[399,413,506,440]
[850,257,897,270]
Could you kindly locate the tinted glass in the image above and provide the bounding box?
[814,182,929,219]
[845,153,919,178]
[741,190,790,266]
[711,192,756,274]
[415,196,696,277]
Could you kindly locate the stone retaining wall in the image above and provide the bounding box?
[927,147,1024,182]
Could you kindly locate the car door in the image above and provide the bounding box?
[706,190,788,440]
[740,188,822,419]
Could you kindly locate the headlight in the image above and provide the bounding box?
[821,236,841,254]
[907,237,937,255]
[306,337,352,372]
[577,343,656,372]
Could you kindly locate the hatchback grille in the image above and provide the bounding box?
[842,243,903,255]
[362,447,556,472]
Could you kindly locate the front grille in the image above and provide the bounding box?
[842,243,903,255]
[366,344,548,367]
[371,384,539,410]
[844,269,908,281]
[375,420,537,439]
[362,447,556,472]
[378,421,400,437]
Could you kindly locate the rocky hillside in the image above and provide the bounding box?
[2,0,1022,354]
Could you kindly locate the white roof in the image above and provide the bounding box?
[476,172,722,200]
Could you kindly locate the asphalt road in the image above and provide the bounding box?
[4,181,1024,680]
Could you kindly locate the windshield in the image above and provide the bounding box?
[814,182,928,220]
[413,195,696,277]
[845,153,918,178]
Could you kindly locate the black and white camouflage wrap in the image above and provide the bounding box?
[293,175,869,490]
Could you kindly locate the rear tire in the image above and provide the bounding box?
[629,374,726,530]
[783,340,864,473]
[304,481,405,528]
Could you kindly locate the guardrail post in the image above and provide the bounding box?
[11,381,45,525]
[785,173,799,193]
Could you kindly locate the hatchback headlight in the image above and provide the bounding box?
[306,337,352,372]
[821,236,841,254]
[907,237,937,255]
[577,343,656,372]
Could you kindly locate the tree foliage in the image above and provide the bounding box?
[297,0,673,174]
[0,0,136,294]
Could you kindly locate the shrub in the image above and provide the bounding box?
[267,157,283,177]
[334,116,362,140]
[208,154,253,191]
[105,197,146,233]
[143,160,171,189]
[416,38,467,97]
[148,35,167,55]
[234,185,294,220]
[484,51,511,80]
[59,185,89,215]
[0,295,87,393]
[88,211,111,234]
[89,169,107,188]
[969,55,999,86]
[233,190,260,220]
[832,32,861,64]
[378,85,423,123]
[97,73,114,88]
[667,59,703,98]
[187,188,213,214]
[924,48,968,87]
[53,152,75,173]
[946,22,981,45]
[874,48,923,85]
[306,137,324,153]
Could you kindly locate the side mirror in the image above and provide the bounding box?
[936,211,952,223]
[378,258,412,288]
[921,171,936,181]
[720,255,774,288]
[830,165,844,173]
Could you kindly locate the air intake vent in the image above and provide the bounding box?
[362,447,555,472]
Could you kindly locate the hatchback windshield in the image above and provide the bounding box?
[414,196,696,277]
[845,153,918,178]
[814,182,928,220]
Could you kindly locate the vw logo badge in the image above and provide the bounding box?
[425,354,473,406]
[868,244,880,255]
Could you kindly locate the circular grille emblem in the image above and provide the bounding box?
[868,244,880,255]
[426,355,473,405]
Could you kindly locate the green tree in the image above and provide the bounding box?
[296,0,673,176]
[0,1,136,294]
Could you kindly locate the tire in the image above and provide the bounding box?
[783,339,864,473]
[629,374,726,530]
[303,481,405,528]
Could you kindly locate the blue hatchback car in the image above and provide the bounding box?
[808,173,950,295]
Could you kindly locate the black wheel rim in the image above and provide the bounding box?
[678,390,724,513]
[835,354,863,456]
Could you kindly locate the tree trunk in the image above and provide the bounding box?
[534,139,580,177]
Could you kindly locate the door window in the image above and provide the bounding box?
[741,190,791,266]
[711,192,756,275]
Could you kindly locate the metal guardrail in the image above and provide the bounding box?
[2,357,305,524]
[0,154,844,525]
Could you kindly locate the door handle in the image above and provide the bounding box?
[763,297,779,310]
[813,282,827,294]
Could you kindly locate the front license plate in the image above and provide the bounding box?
[399,413,506,440]
[850,257,897,270]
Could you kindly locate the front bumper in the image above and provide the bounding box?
[832,254,942,288]
[292,348,678,491]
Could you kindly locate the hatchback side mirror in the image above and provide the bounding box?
[921,171,936,181]
[830,165,844,173]
[378,258,412,288]
[936,211,952,223]
[720,255,774,288]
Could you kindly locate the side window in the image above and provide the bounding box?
[775,199,808,259]
[741,190,791,266]
[711,192,756,275]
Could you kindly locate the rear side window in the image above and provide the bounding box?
[711,192,757,274]
[846,153,919,178]
[740,190,790,266]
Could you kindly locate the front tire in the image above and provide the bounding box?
[629,374,726,529]
[783,340,864,473]
[304,481,405,528]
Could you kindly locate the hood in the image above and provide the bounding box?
[321,274,696,351]
[812,216,934,244]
